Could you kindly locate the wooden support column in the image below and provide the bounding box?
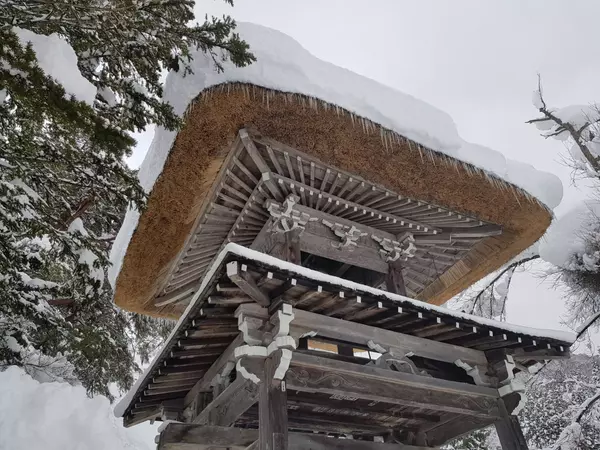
[386,260,407,296]
[494,400,528,450]
[259,355,288,450]
[283,228,301,265]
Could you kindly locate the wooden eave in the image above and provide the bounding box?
[120,244,573,440]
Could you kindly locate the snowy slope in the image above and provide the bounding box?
[0,366,157,450]
[109,22,563,286]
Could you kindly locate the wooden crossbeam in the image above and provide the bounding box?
[157,424,438,450]
[287,353,501,419]
[272,306,488,366]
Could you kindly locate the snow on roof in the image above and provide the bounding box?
[115,242,576,418]
[109,22,563,286]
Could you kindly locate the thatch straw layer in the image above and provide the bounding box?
[114,83,551,318]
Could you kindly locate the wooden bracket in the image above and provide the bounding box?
[321,219,367,248]
[372,233,416,262]
[265,194,313,233]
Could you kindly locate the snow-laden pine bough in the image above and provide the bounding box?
[111,23,571,450]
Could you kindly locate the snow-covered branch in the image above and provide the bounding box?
[529,76,600,175]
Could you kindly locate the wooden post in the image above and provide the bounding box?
[259,357,288,450]
[386,260,407,296]
[494,401,528,450]
[284,228,301,265]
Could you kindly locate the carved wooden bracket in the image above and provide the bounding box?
[234,304,296,385]
[322,219,367,249]
[265,195,312,233]
[367,340,430,377]
[371,233,417,262]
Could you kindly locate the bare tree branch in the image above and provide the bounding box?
[529,75,600,173]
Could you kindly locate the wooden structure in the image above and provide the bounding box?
[117,242,573,450]
[113,86,554,319]
[114,114,573,449]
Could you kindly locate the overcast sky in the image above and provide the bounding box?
[129,1,600,345]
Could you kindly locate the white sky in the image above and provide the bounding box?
[129,0,600,345]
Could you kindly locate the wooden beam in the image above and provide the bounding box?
[158,424,258,450]
[495,417,529,450]
[259,356,288,450]
[424,414,494,446]
[280,306,488,366]
[155,283,197,307]
[287,352,500,418]
[288,434,437,450]
[227,261,270,306]
[192,376,259,426]
[157,424,438,450]
[269,172,441,234]
[183,334,244,412]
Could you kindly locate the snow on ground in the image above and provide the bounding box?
[0,366,158,450]
[108,22,563,287]
[539,200,600,269]
[12,27,97,105]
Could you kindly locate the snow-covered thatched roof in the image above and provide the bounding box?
[109,23,563,317]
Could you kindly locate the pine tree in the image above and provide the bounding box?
[1,0,254,398]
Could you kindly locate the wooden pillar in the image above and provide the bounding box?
[259,356,288,450]
[386,260,407,296]
[494,401,528,450]
[283,228,301,265]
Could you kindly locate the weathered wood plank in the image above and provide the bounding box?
[387,261,407,296]
[424,414,494,446]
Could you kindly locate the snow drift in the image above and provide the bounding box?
[0,366,157,450]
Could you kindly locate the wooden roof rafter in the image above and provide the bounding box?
[154,129,502,313]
